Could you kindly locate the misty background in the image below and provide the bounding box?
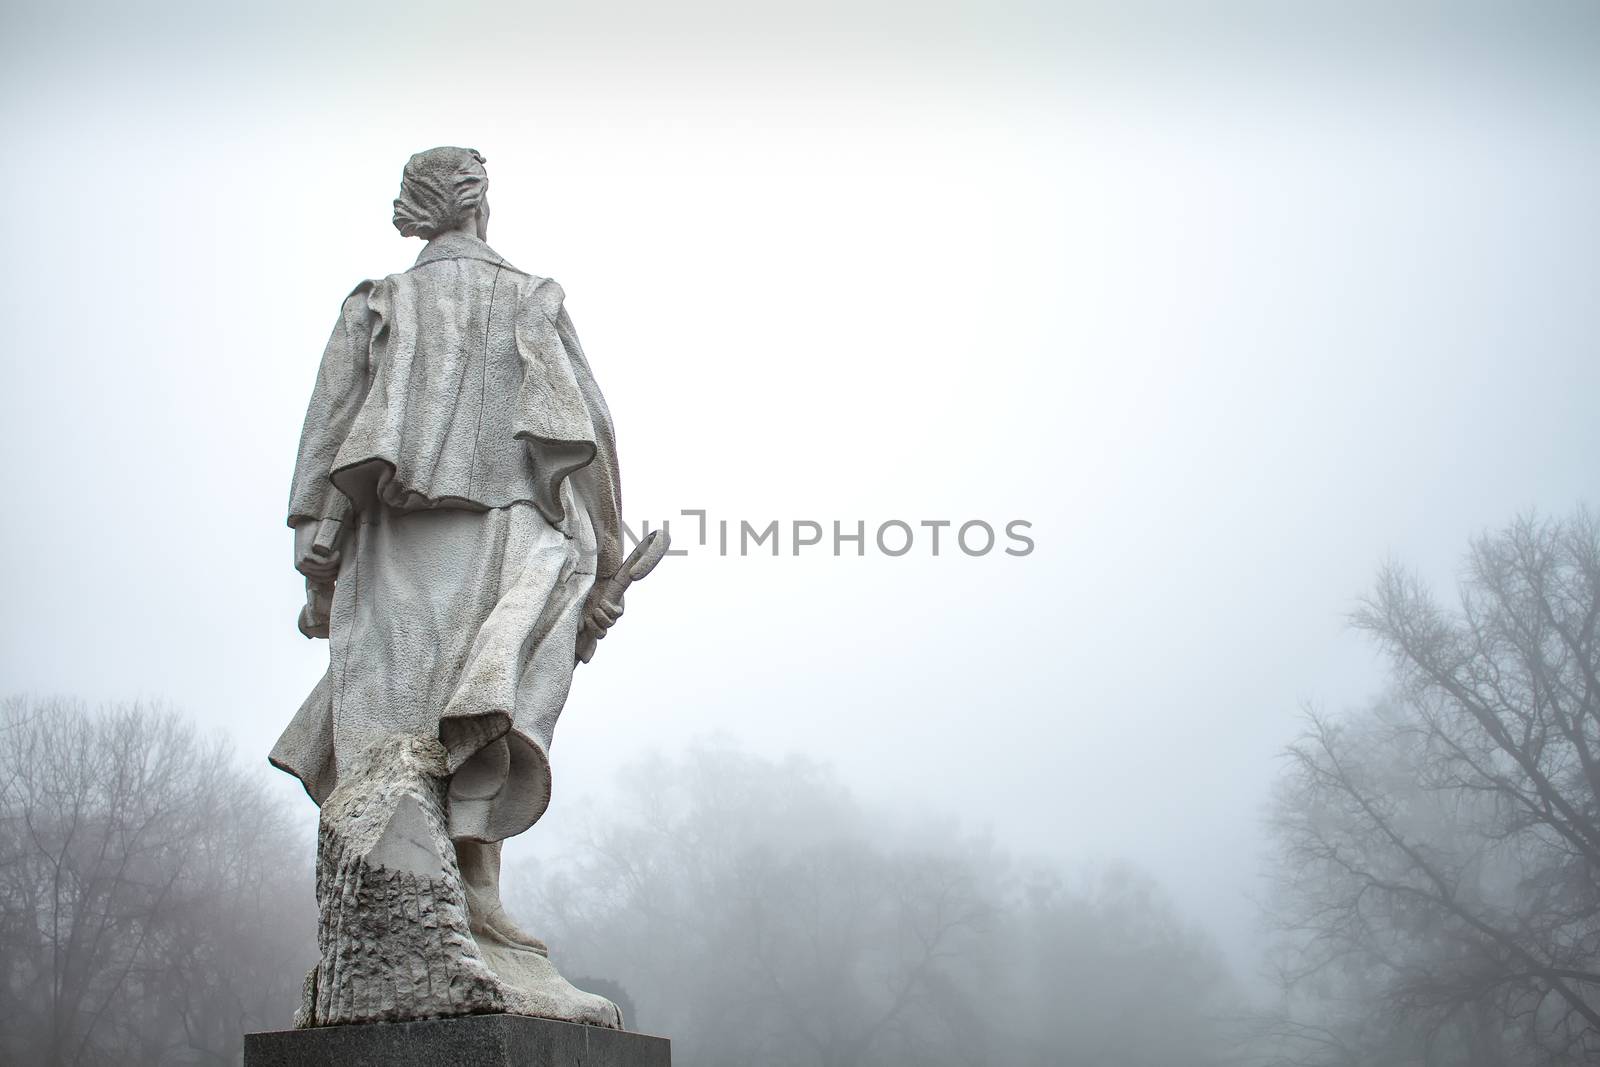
[2,1,1598,1063]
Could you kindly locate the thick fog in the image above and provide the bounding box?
[3,2,1599,1062]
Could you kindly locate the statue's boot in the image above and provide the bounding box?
[458,839,550,954]
[455,839,624,1029]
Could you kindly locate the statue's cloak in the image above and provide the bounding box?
[271,232,623,842]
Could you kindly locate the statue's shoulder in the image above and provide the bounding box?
[518,273,566,316]
[335,278,380,321]
[344,277,379,302]
[460,269,566,322]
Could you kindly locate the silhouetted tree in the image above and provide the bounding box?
[1262,510,1600,1065]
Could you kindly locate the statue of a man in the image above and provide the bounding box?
[270,147,640,1028]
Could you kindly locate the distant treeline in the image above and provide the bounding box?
[508,743,1238,1067]
[0,700,1238,1067]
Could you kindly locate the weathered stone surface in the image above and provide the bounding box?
[299,734,505,1027]
[246,1013,671,1067]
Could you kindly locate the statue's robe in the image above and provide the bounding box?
[270,231,622,843]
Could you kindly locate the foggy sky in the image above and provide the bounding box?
[2,0,1597,983]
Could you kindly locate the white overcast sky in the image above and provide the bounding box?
[2,0,1597,980]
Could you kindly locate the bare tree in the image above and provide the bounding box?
[1263,510,1600,1065]
[0,697,312,1066]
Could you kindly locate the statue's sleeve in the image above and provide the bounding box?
[555,301,625,581]
[287,283,375,527]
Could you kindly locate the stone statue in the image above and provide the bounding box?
[268,147,665,1031]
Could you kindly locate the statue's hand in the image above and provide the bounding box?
[583,581,624,635]
[294,521,341,581]
[574,578,625,664]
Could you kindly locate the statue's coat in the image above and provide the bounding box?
[272,232,623,842]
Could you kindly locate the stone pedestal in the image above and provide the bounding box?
[244,1013,671,1067]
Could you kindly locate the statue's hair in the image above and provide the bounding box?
[392,147,488,239]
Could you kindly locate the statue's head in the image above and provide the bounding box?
[392,147,490,241]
